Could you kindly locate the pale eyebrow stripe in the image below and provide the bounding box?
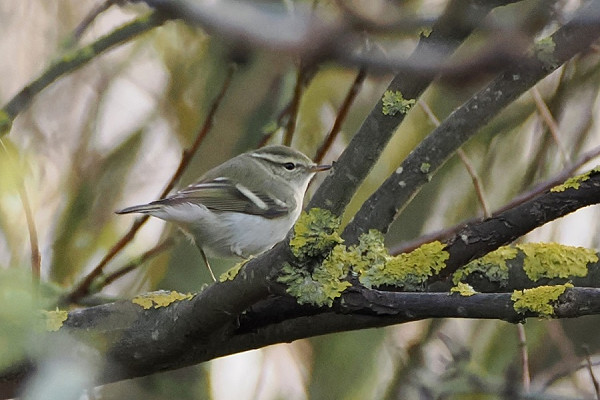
[250,152,287,164]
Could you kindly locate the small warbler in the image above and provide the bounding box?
[117,145,331,281]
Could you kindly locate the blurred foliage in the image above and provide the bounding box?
[1,0,600,399]
[0,268,36,370]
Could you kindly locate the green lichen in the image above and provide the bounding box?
[450,282,477,296]
[517,242,596,281]
[132,290,195,309]
[351,230,388,273]
[550,167,600,192]
[382,90,415,116]
[453,246,519,285]
[280,230,388,306]
[219,259,248,282]
[277,254,352,307]
[420,162,431,174]
[290,208,343,261]
[279,208,350,307]
[419,27,433,38]
[360,240,449,290]
[59,43,95,65]
[534,37,558,69]
[43,309,68,332]
[511,283,572,318]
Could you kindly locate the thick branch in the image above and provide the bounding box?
[309,0,519,216]
[6,284,600,397]
[2,167,599,393]
[342,0,600,244]
[440,171,600,279]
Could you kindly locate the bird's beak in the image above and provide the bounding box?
[310,164,332,172]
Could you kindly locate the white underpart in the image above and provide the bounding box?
[146,188,304,259]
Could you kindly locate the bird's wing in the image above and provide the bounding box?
[153,177,289,219]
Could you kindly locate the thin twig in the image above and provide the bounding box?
[18,184,41,282]
[457,149,490,218]
[389,143,600,255]
[72,0,121,42]
[539,359,600,392]
[101,237,175,289]
[65,64,236,303]
[283,65,307,146]
[517,324,531,393]
[584,346,600,400]
[257,86,293,147]
[342,2,600,245]
[418,99,490,218]
[0,140,41,284]
[314,68,366,163]
[530,86,570,165]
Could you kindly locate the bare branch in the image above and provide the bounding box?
[390,144,600,255]
[530,86,570,164]
[282,65,309,147]
[343,0,600,244]
[72,0,124,42]
[517,324,531,393]
[102,237,175,289]
[438,169,600,280]
[314,68,367,164]
[418,99,490,218]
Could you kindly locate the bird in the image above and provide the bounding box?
[116,145,331,281]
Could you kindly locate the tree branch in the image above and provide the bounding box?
[342,0,600,244]
[309,0,520,216]
[439,169,600,281]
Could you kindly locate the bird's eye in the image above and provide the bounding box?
[283,162,296,170]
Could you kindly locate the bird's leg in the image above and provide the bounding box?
[198,247,217,282]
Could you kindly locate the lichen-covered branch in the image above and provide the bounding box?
[3,167,597,395]
[439,168,600,280]
[342,0,600,244]
[5,283,600,397]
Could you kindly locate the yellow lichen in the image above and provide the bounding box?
[511,283,572,318]
[219,259,248,282]
[352,230,388,274]
[289,208,342,261]
[453,246,519,285]
[43,309,68,332]
[132,291,195,309]
[360,240,449,290]
[534,37,558,69]
[278,249,352,307]
[278,209,350,307]
[517,243,596,281]
[382,90,415,116]
[419,27,432,38]
[551,167,600,192]
[450,282,477,296]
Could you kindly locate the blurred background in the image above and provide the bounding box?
[1,0,600,398]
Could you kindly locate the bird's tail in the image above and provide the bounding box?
[115,203,162,215]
